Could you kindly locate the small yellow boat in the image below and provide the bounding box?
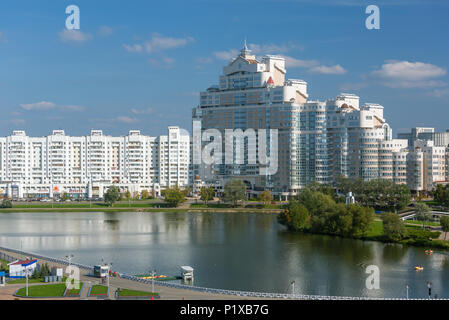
[415,266,424,271]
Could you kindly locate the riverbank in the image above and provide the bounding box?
[293,219,449,251]
[0,206,282,214]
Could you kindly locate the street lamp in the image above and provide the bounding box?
[24,266,32,297]
[107,262,113,292]
[427,281,432,300]
[65,254,74,266]
[150,269,156,293]
[405,283,409,299]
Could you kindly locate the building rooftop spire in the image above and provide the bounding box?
[240,38,251,57]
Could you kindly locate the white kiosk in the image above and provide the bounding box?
[180,266,194,283]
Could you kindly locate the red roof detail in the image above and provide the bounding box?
[267,76,274,85]
[10,259,37,266]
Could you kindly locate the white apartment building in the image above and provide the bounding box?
[407,140,448,192]
[0,126,189,199]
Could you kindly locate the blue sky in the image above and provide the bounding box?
[0,0,448,137]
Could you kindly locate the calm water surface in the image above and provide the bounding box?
[1,211,448,298]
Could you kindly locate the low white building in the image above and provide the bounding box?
[8,259,37,278]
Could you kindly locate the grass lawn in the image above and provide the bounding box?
[16,283,66,297]
[404,220,441,227]
[90,285,108,295]
[65,282,83,296]
[117,288,158,297]
[365,220,384,238]
[8,276,68,285]
[190,203,233,208]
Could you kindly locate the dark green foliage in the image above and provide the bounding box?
[223,179,246,207]
[0,200,13,208]
[278,189,374,238]
[381,212,408,241]
[335,177,411,211]
[432,184,449,207]
[163,186,188,207]
[104,185,121,207]
[200,187,215,206]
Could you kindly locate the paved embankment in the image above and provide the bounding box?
[0,247,262,300]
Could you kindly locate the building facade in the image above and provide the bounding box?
[192,45,417,197]
[0,126,189,199]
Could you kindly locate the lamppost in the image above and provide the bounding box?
[290,280,295,295]
[150,269,156,293]
[65,254,74,266]
[24,266,32,297]
[108,262,112,292]
[405,283,409,299]
[427,281,432,300]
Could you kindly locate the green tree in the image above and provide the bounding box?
[61,192,69,201]
[258,190,272,206]
[124,190,131,200]
[133,191,140,200]
[0,200,13,208]
[440,216,449,240]
[223,179,246,207]
[141,189,149,200]
[104,185,121,207]
[278,201,310,231]
[415,203,432,228]
[348,204,375,237]
[381,212,408,241]
[164,186,186,207]
[200,187,214,206]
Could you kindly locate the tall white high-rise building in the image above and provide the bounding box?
[192,44,414,198]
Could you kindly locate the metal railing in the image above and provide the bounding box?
[0,245,446,300]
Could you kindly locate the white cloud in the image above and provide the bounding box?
[124,33,194,54]
[144,33,194,53]
[372,61,446,81]
[20,101,85,112]
[116,116,140,124]
[213,49,239,61]
[123,44,143,53]
[130,107,154,115]
[59,29,92,43]
[20,101,56,110]
[371,60,447,88]
[98,26,114,36]
[309,64,347,75]
[282,55,319,68]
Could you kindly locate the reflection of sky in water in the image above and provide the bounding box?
[1,211,449,298]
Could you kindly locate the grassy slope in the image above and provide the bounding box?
[90,285,108,295]
[117,288,158,296]
[16,283,66,297]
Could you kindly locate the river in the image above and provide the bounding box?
[1,211,448,298]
